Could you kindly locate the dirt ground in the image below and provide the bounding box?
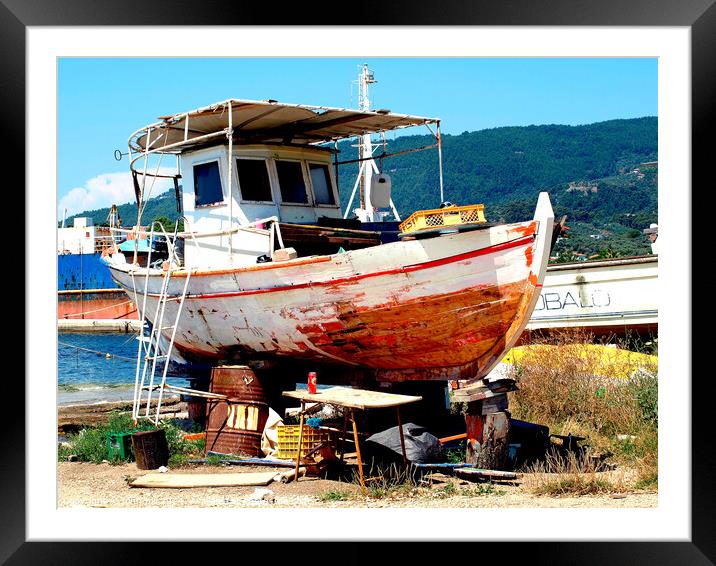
[58,462,657,508]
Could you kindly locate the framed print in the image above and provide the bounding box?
[7,0,713,563]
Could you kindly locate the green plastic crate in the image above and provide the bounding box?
[106,432,135,460]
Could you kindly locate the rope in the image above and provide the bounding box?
[61,300,137,318]
[57,340,136,361]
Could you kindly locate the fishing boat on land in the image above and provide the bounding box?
[104,69,554,417]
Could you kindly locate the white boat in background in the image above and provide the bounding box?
[526,254,658,337]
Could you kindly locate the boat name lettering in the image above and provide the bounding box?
[534,289,611,311]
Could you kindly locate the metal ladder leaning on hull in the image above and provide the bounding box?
[131,221,192,425]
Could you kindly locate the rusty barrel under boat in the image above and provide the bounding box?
[205,365,269,457]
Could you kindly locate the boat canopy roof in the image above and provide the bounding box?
[129,98,440,155]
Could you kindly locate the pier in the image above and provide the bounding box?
[58,318,142,333]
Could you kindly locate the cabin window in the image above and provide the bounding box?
[309,163,335,205]
[236,158,273,202]
[193,161,224,206]
[276,160,308,204]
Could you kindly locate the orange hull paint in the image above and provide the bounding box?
[57,290,139,320]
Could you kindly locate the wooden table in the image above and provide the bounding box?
[282,387,422,489]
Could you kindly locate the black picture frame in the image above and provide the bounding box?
[7,1,711,563]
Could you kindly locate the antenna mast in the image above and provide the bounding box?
[354,64,397,223]
[357,64,376,222]
[344,64,402,224]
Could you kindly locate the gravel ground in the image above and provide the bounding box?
[58,462,657,508]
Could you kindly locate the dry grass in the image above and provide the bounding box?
[509,330,658,492]
[524,451,626,496]
[351,462,421,499]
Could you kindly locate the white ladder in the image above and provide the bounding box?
[131,222,192,424]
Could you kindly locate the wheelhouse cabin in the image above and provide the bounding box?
[182,143,342,267]
[124,98,442,269]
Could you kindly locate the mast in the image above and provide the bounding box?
[349,64,401,224]
[357,64,376,221]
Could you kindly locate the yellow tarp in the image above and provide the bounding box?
[502,345,657,379]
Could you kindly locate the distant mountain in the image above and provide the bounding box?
[60,189,180,232]
[61,117,657,257]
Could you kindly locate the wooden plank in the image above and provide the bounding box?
[412,462,472,470]
[278,223,382,248]
[279,222,382,238]
[190,456,296,468]
[275,467,306,484]
[283,386,421,410]
[455,468,519,481]
[452,380,517,403]
[129,471,277,488]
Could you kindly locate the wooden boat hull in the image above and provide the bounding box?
[108,195,554,382]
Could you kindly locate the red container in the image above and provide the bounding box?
[307,371,317,394]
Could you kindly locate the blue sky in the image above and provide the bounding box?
[58,57,657,217]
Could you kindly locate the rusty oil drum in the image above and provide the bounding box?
[205,365,269,457]
[131,429,169,470]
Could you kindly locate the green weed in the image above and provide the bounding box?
[445,447,465,464]
[459,483,502,497]
[319,490,352,502]
[434,482,457,498]
[58,412,204,465]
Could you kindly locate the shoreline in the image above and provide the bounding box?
[58,396,186,433]
[58,386,136,407]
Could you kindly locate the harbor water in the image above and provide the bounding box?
[57,333,191,405]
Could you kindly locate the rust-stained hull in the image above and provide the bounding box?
[57,289,139,320]
[108,194,554,382]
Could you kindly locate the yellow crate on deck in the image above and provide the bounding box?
[399,203,486,234]
[276,425,331,460]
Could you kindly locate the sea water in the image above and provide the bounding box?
[58,333,334,406]
[57,333,191,405]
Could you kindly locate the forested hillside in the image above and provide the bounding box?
[61,117,657,258]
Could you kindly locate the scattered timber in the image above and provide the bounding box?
[412,462,473,470]
[276,467,306,483]
[451,378,518,403]
[190,455,296,468]
[129,471,277,488]
[454,467,519,482]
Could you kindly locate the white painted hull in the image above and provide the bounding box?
[108,196,554,381]
[526,255,658,334]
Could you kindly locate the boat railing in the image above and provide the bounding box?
[109,221,180,268]
[110,215,284,265]
[176,215,285,259]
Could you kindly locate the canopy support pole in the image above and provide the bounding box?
[389,198,401,221]
[227,101,233,260]
[343,161,366,219]
[333,141,340,195]
[437,121,445,204]
[436,120,445,204]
